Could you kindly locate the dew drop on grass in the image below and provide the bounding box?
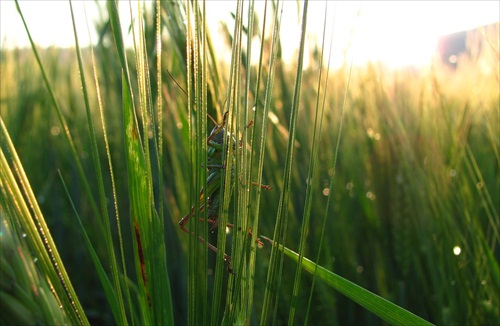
[51,126,60,136]
[453,246,461,256]
[367,128,374,137]
[366,191,376,201]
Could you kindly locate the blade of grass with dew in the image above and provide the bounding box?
[13,0,101,231]
[218,1,246,324]
[121,71,152,324]
[185,1,210,324]
[0,216,68,325]
[185,2,197,323]
[231,0,269,322]
[261,1,308,324]
[155,0,164,249]
[245,0,275,319]
[154,1,176,322]
[255,1,284,323]
[264,238,434,326]
[108,2,151,323]
[68,2,127,324]
[130,2,174,322]
[200,1,211,322]
[83,2,134,322]
[288,2,330,324]
[242,0,264,320]
[121,64,173,324]
[303,3,337,324]
[57,171,122,324]
[0,118,88,325]
[109,1,173,323]
[224,1,264,323]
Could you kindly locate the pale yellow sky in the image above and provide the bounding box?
[1,1,498,68]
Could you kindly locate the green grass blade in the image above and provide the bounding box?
[68,2,128,324]
[0,216,68,325]
[57,172,123,324]
[220,1,255,323]
[13,0,101,225]
[303,4,338,324]
[243,0,265,320]
[0,118,89,325]
[257,2,284,324]
[109,1,174,323]
[275,240,434,326]
[121,71,152,324]
[262,1,308,324]
[86,10,134,326]
[288,3,330,324]
[185,2,210,324]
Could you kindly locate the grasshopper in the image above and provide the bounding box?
[178,111,236,272]
[167,70,268,273]
[178,111,267,273]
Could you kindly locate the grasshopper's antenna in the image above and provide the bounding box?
[167,69,224,128]
[166,69,188,96]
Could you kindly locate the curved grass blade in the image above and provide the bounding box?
[264,237,434,326]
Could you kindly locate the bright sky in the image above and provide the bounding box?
[1,1,498,69]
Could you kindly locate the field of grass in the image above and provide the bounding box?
[1,1,498,325]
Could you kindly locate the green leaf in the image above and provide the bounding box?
[279,242,434,326]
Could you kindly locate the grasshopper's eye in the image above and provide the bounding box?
[208,126,218,137]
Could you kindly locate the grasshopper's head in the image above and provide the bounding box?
[208,125,237,153]
[208,125,225,146]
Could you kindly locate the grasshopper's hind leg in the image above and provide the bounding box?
[179,216,234,274]
[178,194,234,274]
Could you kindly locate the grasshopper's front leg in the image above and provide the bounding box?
[178,168,222,232]
[178,131,233,271]
[179,111,227,232]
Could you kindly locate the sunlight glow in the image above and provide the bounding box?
[1,1,498,68]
